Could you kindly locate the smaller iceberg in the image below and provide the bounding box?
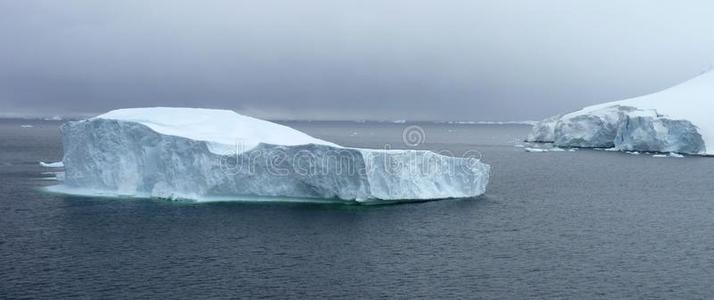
[40,161,64,168]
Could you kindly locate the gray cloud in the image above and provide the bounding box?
[1,0,713,120]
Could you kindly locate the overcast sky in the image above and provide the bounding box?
[1,0,713,120]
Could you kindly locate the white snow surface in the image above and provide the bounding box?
[96,107,338,155]
[528,71,714,154]
[40,161,64,168]
[568,71,714,150]
[56,107,490,202]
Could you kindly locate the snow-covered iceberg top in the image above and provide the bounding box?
[527,71,714,155]
[96,107,338,155]
[53,107,490,203]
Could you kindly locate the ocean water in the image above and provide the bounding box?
[2,119,714,298]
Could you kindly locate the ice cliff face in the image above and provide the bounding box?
[553,106,634,148]
[527,71,714,155]
[58,108,489,202]
[526,115,560,143]
[613,112,704,154]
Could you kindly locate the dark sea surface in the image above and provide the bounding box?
[2,119,714,299]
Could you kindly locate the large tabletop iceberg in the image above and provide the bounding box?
[527,71,714,155]
[53,107,490,203]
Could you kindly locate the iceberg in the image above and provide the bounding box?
[527,71,714,155]
[525,115,560,143]
[40,161,64,168]
[53,107,490,203]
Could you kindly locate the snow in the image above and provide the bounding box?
[55,107,490,202]
[528,71,714,155]
[40,161,64,168]
[524,147,566,153]
[96,107,338,155]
